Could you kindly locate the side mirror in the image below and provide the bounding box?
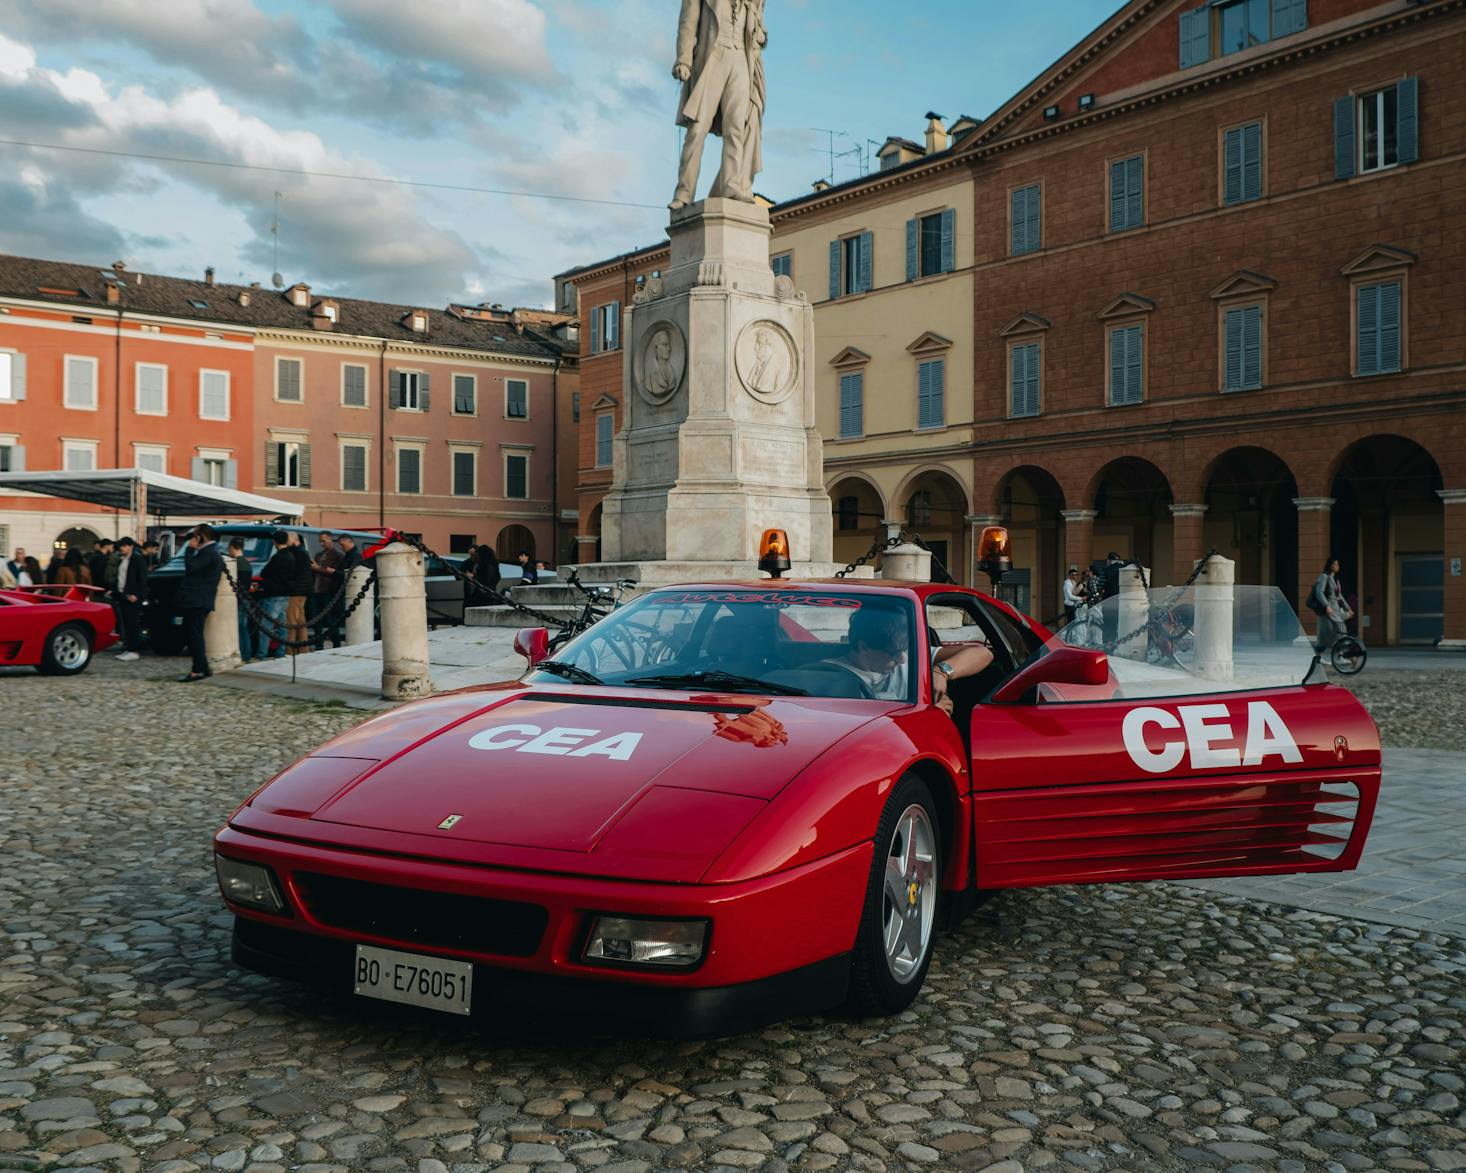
[990,645,1109,703]
[513,627,550,668]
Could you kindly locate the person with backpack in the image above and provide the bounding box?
[1308,556,1353,653]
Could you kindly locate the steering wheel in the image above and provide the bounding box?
[795,662,877,700]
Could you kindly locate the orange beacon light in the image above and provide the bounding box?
[977,526,1012,586]
[759,529,792,578]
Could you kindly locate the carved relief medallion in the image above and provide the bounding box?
[735,319,798,405]
[636,321,686,406]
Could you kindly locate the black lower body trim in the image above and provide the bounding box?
[231,916,850,1039]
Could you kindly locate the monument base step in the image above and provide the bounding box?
[465,604,584,629]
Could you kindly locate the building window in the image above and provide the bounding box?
[1108,325,1145,406]
[63,440,98,471]
[452,450,476,497]
[505,454,528,499]
[572,391,581,423]
[506,379,528,419]
[341,443,368,492]
[196,452,230,487]
[342,364,368,408]
[199,370,230,420]
[1009,342,1041,418]
[0,438,21,472]
[275,357,303,403]
[771,253,793,280]
[1336,79,1418,179]
[838,371,864,438]
[1356,280,1402,377]
[829,232,873,300]
[906,211,955,281]
[452,374,476,415]
[591,302,621,353]
[133,444,167,475]
[0,351,23,402]
[1180,0,1306,69]
[64,355,98,410]
[1109,155,1144,232]
[1222,304,1264,392]
[398,447,422,494]
[837,496,860,531]
[595,414,613,468]
[391,370,429,411]
[1010,184,1042,256]
[269,440,308,489]
[450,534,476,555]
[1222,122,1263,205]
[134,363,167,416]
[917,359,945,430]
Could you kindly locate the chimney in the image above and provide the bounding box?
[112,260,126,275]
[204,266,215,286]
[105,283,120,306]
[924,112,948,155]
[239,290,252,307]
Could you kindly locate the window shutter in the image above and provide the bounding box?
[1271,0,1307,37]
[1378,281,1401,373]
[608,302,621,349]
[1334,96,1356,180]
[1010,188,1026,254]
[191,456,207,481]
[858,232,873,292]
[298,443,312,488]
[265,441,279,487]
[917,361,931,428]
[1012,345,1041,417]
[590,307,601,353]
[1223,308,1244,391]
[1223,128,1244,205]
[1396,76,1419,165]
[1126,156,1144,228]
[1241,306,1262,389]
[10,353,24,400]
[1024,187,1040,253]
[1179,6,1210,69]
[279,359,301,401]
[419,371,431,412]
[939,208,956,273]
[344,365,365,406]
[829,240,841,300]
[839,372,863,437]
[1126,327,1143,404]
[1242,122,1262,200]
[905,219,919,282]
[389,370,403,409]
[918,360,944,429]
[1109,329,1128,405]
[10,445,22,471]
[224,459,238,489]
[1025,346,1041,417]
[1109,160,1127,231]
[1357,284,1379,375]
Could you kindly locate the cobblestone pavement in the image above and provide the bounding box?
[2,659,1465,1173]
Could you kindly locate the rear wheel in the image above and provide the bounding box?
[1331,636,1367,675]
[39,622,92,676]
[847,774,943,1016]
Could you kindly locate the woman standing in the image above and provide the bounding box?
[19,556,43,587]
[54,548,91,586]
[1312,557,1353,653]
[466,545,501,607]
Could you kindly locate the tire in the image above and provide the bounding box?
[847,774,944,1017]
[39,622,93,676]
[1331,636,1367,675]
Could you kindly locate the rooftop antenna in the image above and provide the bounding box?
[270,191,284,289]
[811,128,851,186]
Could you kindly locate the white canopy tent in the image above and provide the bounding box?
[0,468,302,540]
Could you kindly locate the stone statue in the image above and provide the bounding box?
[671,0,767,211]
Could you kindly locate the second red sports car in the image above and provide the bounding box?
[0,585,118,674]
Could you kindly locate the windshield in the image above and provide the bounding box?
[532,588,920,702]
[1052,582,1319,700]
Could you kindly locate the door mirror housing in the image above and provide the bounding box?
[990,645,1109,703]
[513,627,550,668]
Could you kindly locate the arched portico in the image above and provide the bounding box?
[828,474,887,570]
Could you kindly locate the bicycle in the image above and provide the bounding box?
[1329,632,1367,675]
[547,571,636,654]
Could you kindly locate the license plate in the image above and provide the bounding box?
[353,944,473,1015]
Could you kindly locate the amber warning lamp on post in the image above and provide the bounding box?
[977,525,1012,587]
[759,529,792,579]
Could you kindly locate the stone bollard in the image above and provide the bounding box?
[204,569,242,674]
[1192,553,1235,681]
[343,564,376,647]
[882,541,932,583]
[376,542,431,700]
[1117,565,1151,661]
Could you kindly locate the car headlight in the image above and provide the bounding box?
[214,855,286,914]
[583,916,708,969]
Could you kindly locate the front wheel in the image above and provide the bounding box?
[39,622,93,676]
[1331,636,1367,675]
[847,774,943,1016]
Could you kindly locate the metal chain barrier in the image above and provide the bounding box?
[222,560,376,655]
[833,530,958,585]
[1100,548,1220,654]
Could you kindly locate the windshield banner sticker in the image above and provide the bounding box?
[649,591,862,608]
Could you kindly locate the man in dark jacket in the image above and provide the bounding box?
[87,538,114,593]
[256,530,294,660]
[177,524,224,681]
[284,532,314,656]
[111,537,148,662]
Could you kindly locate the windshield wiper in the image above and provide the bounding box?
[625,670,807,696]
[535,660,604,686]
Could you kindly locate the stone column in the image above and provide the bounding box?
[1169,504,1208,588]
[204,571,242,674]
[1061,509,1097,578]
[1116,564,1151,661]
[1293,498,1334,626]
[343,564,376,647]
[376,542,431,700]
[966,514,1002,587]
[1440,490,1466,649]
[1193,553,1236,681]
[882,541,932,583]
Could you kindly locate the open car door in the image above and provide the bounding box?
[968,585,1381,889]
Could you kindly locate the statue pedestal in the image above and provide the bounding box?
[600,198,833,566]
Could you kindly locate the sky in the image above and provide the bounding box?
[0,0,1112,311]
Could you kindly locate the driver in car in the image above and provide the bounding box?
[817,608,993,717]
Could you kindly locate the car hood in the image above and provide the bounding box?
[239,686,889,881]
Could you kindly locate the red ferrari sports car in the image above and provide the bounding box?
[0,585,119,674]
[215,578,1379,1035]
